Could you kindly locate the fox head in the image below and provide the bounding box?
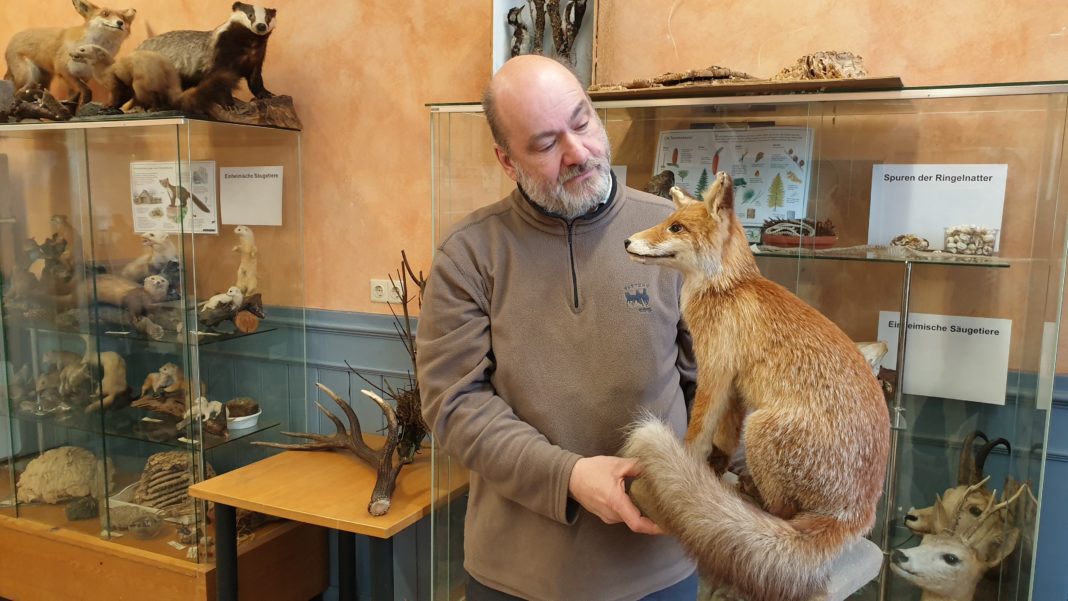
[75,0,136,32]
[625,172,753,282]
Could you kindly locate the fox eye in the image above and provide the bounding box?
[942,554,960,565]
[668,223,685,233]
[968,505,982,517]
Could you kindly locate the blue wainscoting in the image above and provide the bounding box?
[1033,380,1068,601]
[302,308,431,601]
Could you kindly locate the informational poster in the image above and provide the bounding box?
[654,126,814,227]
[877,311,1011,405]
[219,166,284,226]
[130,161,217,234]
[868,164,1007,249]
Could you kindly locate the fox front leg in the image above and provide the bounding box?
[684,375,736,464]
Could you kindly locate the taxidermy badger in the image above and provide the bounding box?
[137,2,276,109]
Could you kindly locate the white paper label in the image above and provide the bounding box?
[220,166,284,226]
[868,164,1007,249]
[877,311,1011,405]
[130,161,218,234]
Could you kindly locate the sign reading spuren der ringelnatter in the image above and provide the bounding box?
[877,311,1011,405]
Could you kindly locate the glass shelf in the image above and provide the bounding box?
[752,245,1013,268]
[6,405,279,451]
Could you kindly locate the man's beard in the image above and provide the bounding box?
[516,145,614,220]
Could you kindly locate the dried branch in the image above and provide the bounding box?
[547,0,565,59]
[563,0,587,62]
[507,5,527,58]
[529,0,547,54]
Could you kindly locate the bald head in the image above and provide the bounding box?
[483,55,590,152]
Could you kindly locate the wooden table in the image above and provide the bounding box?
[188,448,468,601]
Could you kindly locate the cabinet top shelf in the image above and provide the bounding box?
[0,114,301,133]
[428,80,1068,112]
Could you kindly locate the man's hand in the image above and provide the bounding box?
[568,455,663,535]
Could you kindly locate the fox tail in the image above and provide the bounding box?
[621,418,861,601]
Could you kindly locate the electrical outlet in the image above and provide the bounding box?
[370,278,403,304]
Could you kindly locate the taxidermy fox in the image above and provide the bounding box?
[137,2,276,108]
[4,0,136,105]
[622,173,890,601]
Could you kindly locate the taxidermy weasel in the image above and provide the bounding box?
[68,44,181,111]
[621,175,890,601]
[233,225,257,294]
[49,214,79,271]
[137,2,277,108]
[159,177,211,213]
[201,286,244,313]
[140,362,182,397]
[4,0,136,105]
[120,230,178,282]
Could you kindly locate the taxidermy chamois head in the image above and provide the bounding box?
[891,478,1026,601]
[905,431,1009,535]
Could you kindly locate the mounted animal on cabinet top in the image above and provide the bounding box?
[137,2,277,108]
[4,0,137,106]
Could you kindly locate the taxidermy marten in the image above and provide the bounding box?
[68,44,181,111]
[122,274,169,321]
[140,362,181,397]
[3,0,136,105]
[137,2,277,109]
[159,177,210,213]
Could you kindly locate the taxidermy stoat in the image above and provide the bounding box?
[140,362,182,396]
[159,178,211,213]
[201,286,244,312]
[121,230,178,282]
[137,2,277,108]
[233,225,257,294]
[68,44,181,111]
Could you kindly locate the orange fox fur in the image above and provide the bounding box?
[4,0,136,104]
[621,172,890,601]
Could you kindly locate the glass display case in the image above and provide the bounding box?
[428,82,1068,600]
[0,117,306,572]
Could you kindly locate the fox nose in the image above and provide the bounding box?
[256,23,267,32]
[903,513,918,523]
[624,239,631,249]
[115,20,124,28]
[891,550,908,564]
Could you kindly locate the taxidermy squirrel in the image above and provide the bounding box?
[4,0,136,105]
[137,2,277,109]
[621,174,890,601]
[159,177,211,213]
[68,44,182,111]
[120,230,178,282]
[233,225,257,293]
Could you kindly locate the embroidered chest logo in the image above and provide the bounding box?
[623,283,652,313]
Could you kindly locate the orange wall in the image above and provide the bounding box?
[0,0,490,314]
[593,1,1068,87]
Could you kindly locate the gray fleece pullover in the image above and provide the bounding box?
[417,178,697,601]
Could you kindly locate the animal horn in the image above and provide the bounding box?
[958,430,988,485]
[976,438,1011,476]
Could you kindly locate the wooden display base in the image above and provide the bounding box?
[0,471,327,600]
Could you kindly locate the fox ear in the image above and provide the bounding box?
[72,0,98,17]
[122,8,136,21]
[702,172,735,216]
[669,186,699,209]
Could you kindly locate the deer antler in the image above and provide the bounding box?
[961,483,1028,544]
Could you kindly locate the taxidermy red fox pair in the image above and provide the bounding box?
[623,173,890,601]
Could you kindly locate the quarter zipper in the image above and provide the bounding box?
[567,220,579,309]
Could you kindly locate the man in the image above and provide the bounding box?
[417,55,698,601]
